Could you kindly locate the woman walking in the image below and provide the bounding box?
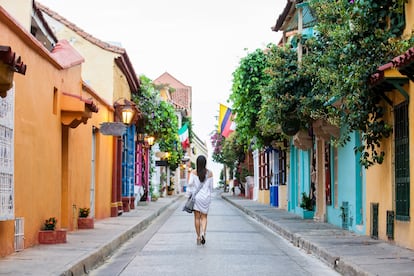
[187,155,213,245]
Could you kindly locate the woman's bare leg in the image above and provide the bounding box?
[193,211,201,238]
[200,213,208,244]
[200,213,208,235]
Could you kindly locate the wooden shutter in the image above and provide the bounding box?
[395,101,410,221]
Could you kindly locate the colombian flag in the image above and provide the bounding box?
[218,104,236,138]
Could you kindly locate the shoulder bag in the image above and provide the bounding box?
[182,177,205,213]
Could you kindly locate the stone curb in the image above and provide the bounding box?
[61,195,183,276]
[222,195,369,276]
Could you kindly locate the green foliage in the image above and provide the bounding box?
[300,192,314,211]
[259,44,326,138]
[43,217,57,231]
[305,0,411,167]
[210,131,244,171]
[230,47,274,149]
[78,208,90,218]
[134,75,183,170]
[221,132,245,169]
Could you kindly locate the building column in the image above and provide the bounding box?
[315,137,326,222]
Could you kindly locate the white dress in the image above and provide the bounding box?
[186,171,213,214]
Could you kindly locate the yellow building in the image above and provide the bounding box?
[366,1,414,249]
[38,3,141,216]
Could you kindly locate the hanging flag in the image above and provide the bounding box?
[179,123,190,149]
[218,104,236,138]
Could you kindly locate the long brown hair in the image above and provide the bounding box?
[196,155,207,182]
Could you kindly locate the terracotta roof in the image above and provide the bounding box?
[153,72,192,112]
[0,6,64,70]
[370,47,414,86]
[50,39,84,68]
[37,1,140,94]
[0,46,27,74]
[36,2,124,54]
[154,72,189,89]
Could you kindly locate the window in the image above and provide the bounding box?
[0,86,14,221]
[277,150,287,185]
[259,151,270,190]
[395,101,409,221]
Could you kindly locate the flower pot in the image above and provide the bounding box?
[77,217,94,229]
[38,229,67,244]
[301,209,315,219]
[281,117,300,136]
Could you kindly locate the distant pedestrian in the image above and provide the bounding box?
[187,155,214,245]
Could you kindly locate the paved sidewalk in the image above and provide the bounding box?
[222,194,414,276]
[0,195,183,276]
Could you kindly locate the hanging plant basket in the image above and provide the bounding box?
[281,117,300,136]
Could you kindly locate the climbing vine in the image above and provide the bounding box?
[304,0,411,167]
[230,46,274,149]
[134,75,183,170]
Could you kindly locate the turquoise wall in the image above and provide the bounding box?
[289,144,311,215]
[326,131,366,234]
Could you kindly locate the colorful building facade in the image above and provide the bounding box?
[38,3,142,216]
[0,2,116,256]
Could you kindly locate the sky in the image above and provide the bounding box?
[38,0,284,175]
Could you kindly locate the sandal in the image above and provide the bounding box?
[201,233,206,245]
[196,237,201,245]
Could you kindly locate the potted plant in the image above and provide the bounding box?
[78,207,94,229]
[300,192,314,219]
[150,185,158,201]
[167,185,174,195]
[38,217,67,244]
[167,177,175,195]
[79,207,90,218]
[43,217,57,231]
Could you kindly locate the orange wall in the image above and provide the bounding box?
[0,20,66,255]
[0,10,115,256]
[64,99,114,226]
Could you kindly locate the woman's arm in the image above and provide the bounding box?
[186,172,196,197]
[207,171,214,192]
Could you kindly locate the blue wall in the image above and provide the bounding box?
[289,144,311,214]
[326,131,365,234]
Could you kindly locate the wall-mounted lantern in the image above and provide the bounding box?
[145,136,155,147]
[114,98,140,125]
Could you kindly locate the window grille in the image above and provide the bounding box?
[0,87,14,221]
[386,210,395,240]
[394,101,409,221]
[14,217,24,251]
[258,151,269,190]
[341,201,349,230]
[371,203,379,239]
[277,150,287,185]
